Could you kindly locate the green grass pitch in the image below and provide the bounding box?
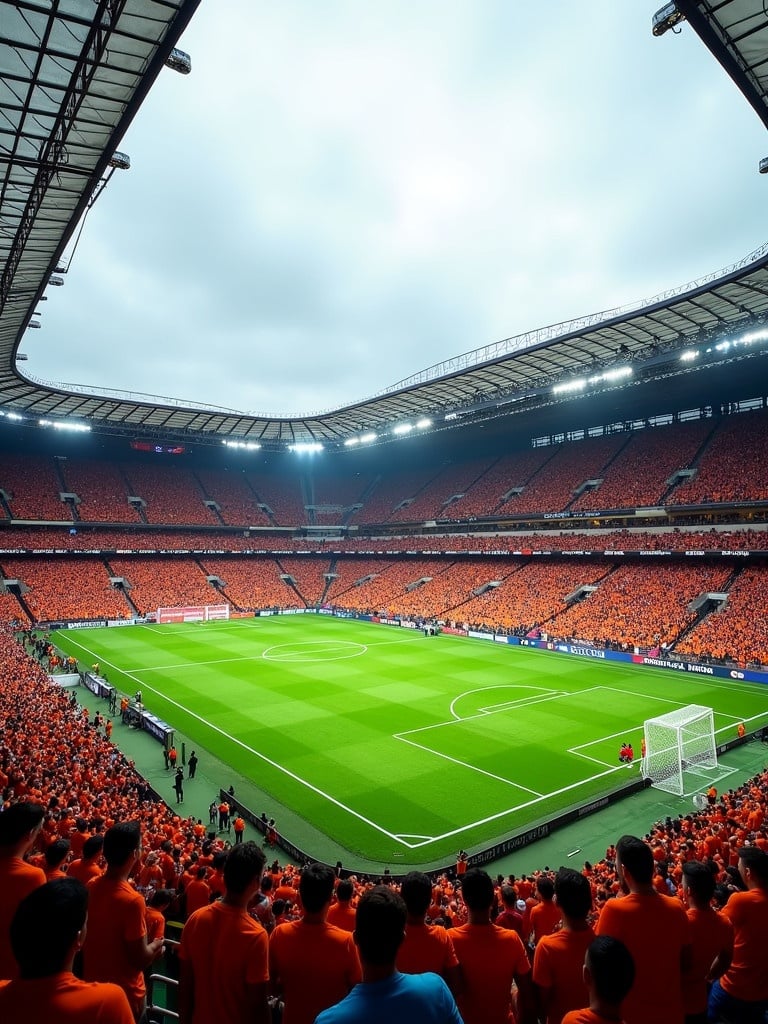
[53,616,768,865]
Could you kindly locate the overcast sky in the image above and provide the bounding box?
[24,0,768,417]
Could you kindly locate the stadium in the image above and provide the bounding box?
[2,2,768,1021]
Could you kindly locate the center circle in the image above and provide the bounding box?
[262,640,367,663]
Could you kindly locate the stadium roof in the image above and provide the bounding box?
[1,1,768,452]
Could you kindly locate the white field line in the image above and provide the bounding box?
[394,733,544,797]
[126,635,422,673]
[478,692,569,714]
[449,685,565,722]
[58,634,411,848]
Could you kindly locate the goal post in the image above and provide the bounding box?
[156,604,230,624]
[642,704,717,796]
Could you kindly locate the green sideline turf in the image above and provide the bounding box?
[52,617,768,865]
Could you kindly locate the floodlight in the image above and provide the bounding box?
[760,157,768,174]
[39,419,90,433]
[289,442,324,454]
[223,440,261,450]
[445,412,459,421]
[27,320,41,330]
[109,152,131,170]
[360,432,377,443]
[6,412,23,421]
[680,350,699,362]
[344,437,360,447]
[553,379,586,395]
[600,366,633,382]
[48,275,65,287]
[415,418,432,429]
[652,2,685,36]
[393,423,413,435]
[165,48,192,74]
[16,354,28,361]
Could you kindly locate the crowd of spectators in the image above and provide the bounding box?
[549,564,732,650]
[445,450,556,520]
[676,567,768,666]
[194,468,272,527]
[200,558,298,611]
[0,620,767,1022]
[107,559,226,617]
[0,455,66,521]
[121,465,219,527]
[570,420,714,512]
[1,558,129,623]
[387,458,497,524]
[58,459,142,524]
[669,409,768,506]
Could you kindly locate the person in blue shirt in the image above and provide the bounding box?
[314,885,463,1024]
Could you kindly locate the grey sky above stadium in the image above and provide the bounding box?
[25,0,768,418]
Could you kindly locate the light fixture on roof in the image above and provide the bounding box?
[392,423,413,435]
[680,349,699,362]
[165,48,192,74]
[415,418,432,429]
[109,152,131,170]
[344,437,360,447]
[16,353,28,361]
[48,275,64,287]
[289,442,324,454]
[27,320,41,330]
[222,440,261,450]
[760,157,768,175]
[39,419,91,433]
[652,2,685,36]
[360,432,377,443]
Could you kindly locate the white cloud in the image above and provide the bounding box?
[26,0,768,416]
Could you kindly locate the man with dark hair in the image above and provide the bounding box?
[179,841,270,1024]
[82,821,164,1020]
[68,833,104,885]
[681,861,733,1024]
[396,871,460,994]
[561,935,635,1024]
[269,862,360,1024]
[528,875,561,949]
[315,885,462,1023]
[596,834,690,1024]
[533,867,595,1024]
[43,837,71,880]
[0,878,133,1022]
[495,885,525,939]
[0,802,46,980]
[707,846,768,1024]
[451,868,535,1024]
[327,878,356,933]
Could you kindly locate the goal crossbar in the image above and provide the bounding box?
[156,604,230,624]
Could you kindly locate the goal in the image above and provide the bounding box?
[642,705,717,796]
[156,604,230,624]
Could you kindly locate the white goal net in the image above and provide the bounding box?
[642,704,717,796]
[156,603,230,624]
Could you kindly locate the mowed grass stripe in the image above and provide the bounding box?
[53,617,768,864]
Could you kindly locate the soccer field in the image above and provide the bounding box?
[53,616,768,865]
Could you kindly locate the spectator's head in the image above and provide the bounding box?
[460,869,495,913]
[11,878,87,978]
[81,834,103,860]
[44,838,70,870]
[400,872,432,918]
[354,886,406,966]
[584,935,635,1009]
[0,802,45,853]
[223,842,266,898]
[149,888,173,910]
[500,885,518,909]
[536,875,555,902]
[616,835,654,890]
[336,878,354,903]
[103,821,141,871]
[555,867,592,921]
[682,860,716,906]
[738,846,768,889]
[298,862,336,913]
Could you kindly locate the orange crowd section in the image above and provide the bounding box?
[57,458,140,523]
[107,559,224,616]
[669,409,768,505]
[547,563,732,649]
[0,409,767,524]
[676,567,768,666]
[200,557,298,610]
[1,558,130,623]
[194,468,272,527]
[570,419,714,512]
